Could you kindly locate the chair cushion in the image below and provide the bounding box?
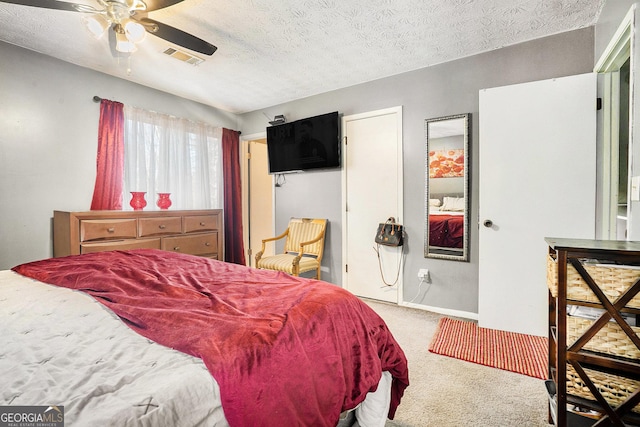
[257,254,319,274]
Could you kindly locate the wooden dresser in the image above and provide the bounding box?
[53,210,224,260]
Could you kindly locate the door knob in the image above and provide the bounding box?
[483,219,493,228]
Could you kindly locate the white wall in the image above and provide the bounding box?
[239,28,595,314]
[0,42,238,270]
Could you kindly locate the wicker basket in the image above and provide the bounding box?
[567,315,640,360]
[566,364,640,413]
[547,255,640,309]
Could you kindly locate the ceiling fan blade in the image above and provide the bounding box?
[138,17,217,56]
[108,26,118,57]
[0,0,88,11]
[142,0,183,12]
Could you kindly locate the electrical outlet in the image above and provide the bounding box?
[418,269,429,279]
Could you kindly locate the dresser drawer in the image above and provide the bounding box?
[162,233,218,256]
[80,219,137,242]
[184,214,219,233]
[81,238,161,254]
[138,216,182,237]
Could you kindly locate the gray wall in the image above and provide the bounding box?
[0,41,238,270]
[239,28,595,314]
[0,25,598,317]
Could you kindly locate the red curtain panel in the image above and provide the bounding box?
[222,128,246,265]
[90,99,124,210]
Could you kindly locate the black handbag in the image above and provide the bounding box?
[374,217,404,286]
[375,217,404,247]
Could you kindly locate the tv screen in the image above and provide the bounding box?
[266,111,340,174]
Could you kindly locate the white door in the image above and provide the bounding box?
[241,138,273,267]
[342,107,403,303]
[478,73,596,337]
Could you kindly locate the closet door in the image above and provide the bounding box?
[478,73,596,336]
[342,107,403,303]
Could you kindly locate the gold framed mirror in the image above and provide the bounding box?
[424,113,470,261]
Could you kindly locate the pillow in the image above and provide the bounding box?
[441,196,465,212]
[429,198,441,207]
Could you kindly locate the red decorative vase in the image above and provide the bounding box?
[157,193,172,210]
[130,192,147,211]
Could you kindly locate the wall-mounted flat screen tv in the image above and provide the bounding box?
[266,111,340,174]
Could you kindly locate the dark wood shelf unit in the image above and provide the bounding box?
[546,238,640,427]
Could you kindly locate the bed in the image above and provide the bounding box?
[2,249,409,426]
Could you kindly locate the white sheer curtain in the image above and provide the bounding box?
[123,105,223,210]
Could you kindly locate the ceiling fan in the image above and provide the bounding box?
[0,0,217,55]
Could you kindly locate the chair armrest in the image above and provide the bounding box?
[262,229,289,245]
[297,233,325,256]
[256,229,290,264]
[292,254,302,267]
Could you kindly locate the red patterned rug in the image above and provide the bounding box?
[428,317,548,380]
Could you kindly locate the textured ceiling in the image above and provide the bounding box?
[0,0,606,113]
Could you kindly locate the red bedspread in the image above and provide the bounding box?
[429,214,464,248]
[13,249,409,427]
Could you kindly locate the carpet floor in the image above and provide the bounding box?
[362,299,550,427]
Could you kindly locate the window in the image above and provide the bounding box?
[123,105,223,210]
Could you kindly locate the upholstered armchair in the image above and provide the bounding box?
[255,218,327,279]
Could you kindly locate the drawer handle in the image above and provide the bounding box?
[173,246,180,251]
[107,227,115,233]
[159,225,166,229]
[200,222,206,226]
[205,242,211,246]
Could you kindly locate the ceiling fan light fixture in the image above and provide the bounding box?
[124,20,146,43]
[83,14,109,39]
[116,31,137,53]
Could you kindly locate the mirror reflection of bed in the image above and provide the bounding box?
[428,193,464,256]
[424,114,470,261]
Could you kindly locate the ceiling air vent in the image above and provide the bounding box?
[163,48,204,66]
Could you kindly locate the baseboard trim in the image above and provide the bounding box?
[399,301,478,321]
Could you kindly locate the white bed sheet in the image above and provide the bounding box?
[429,208,464,215]
[0,270,229,427]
